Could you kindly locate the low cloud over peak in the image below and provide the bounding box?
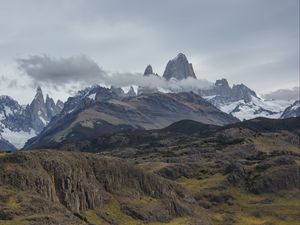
[17,55,213,93]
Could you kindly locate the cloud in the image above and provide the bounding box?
[17,55,213,92]
[0,0,298,94]
[263,87,300,101]
[17,55,106,86]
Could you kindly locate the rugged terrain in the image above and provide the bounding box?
[1,117,299,225]
[0,150,208,225]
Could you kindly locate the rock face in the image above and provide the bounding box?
[0,150,195,224]
[248,164,300,194]
[0,87,63,150]
[281,100,300,118]
[144,64,154,76]
[201,79,258,104]
[28,87,48,132]
[163,53,197,80]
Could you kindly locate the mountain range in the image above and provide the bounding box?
[0,52,299,225]
[0,53,299,151]
[24,86,237,150]
[140,53,297,120]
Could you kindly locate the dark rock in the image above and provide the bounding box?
[157,164,197,180]
[144,65,154,76]
[248,165,300,194]
[163,53,197,80]
[0,150,193,222]
[225,163,247,186]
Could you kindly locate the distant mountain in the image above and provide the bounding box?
[24,85,238,150]
[138,65,159,95]
[163,53,196,80]
[0,87,63,150]
[281,101,300,119]
[144,64,154,76]
[199,78,292,120]
[140,53,291,120]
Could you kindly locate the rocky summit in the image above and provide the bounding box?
[163,53,197,80]
[143,64,154,76]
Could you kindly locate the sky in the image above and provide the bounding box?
[0,0,299,104]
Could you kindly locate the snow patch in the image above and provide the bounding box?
[4,106,13,116]
[1,128,36,149]
[88,93,96,100]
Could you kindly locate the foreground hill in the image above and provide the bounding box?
[1,117,299,225]
[24,87,238,150]
[0,150,209,225]
[96,117,299,225]
[29,117,300,224]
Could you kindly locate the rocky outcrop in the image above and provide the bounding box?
[163,53,197,80]
[157,164,199,180]
[225,163,248,186]
[248,165,300,194]
[0,150,195,223]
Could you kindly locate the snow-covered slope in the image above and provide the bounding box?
[216,96,293,120]
[200,79,294,120]
[280,100,300,118]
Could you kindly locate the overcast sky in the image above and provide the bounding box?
[0,0,299,104]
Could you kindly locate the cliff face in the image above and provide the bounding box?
[0,150,204,224]
[163,53,197,80]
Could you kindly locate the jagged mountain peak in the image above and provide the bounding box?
[126,86,136,97]
[163,53,197,80]
[0,87,64,150]
[36,86,42,93]
[173,52,187,61]
[144,64,154,76]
